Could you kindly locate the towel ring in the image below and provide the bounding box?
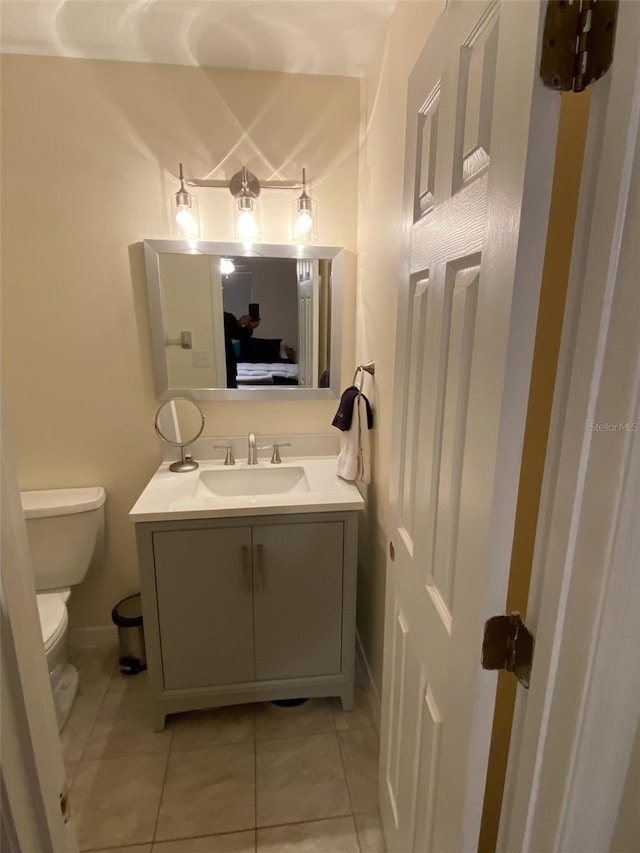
[353,361,375,394]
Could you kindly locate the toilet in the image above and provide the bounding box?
[21,486,106,731]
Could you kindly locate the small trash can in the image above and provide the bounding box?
[112,593,147,675]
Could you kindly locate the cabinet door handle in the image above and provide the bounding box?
[255,543,265,592]
[241,545,252,593]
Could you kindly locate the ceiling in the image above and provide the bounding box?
[0,0,399,77]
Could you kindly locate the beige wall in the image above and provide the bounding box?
[1,54,359,627]
[354,1,444,691]
[159,253,222,388]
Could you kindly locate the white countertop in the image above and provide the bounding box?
[129,457,365,522]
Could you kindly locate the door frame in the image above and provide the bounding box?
[498,3,640,849]
[2,5,638,849]
[1,390,78,852]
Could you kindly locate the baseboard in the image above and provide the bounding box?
[356,630,381,732]
[68,625,118,650]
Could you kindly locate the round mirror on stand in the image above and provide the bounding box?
[154,397,206,472]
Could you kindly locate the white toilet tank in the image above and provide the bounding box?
[21,487,106,591]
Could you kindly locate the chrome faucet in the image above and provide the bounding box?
[248,432,258,465]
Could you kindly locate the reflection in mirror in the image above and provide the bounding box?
[220,256,331,390]
[143,241,343,401]
[154,397,205,472]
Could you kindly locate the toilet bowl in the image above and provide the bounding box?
[21,486,106,731]
[37,590,78,729]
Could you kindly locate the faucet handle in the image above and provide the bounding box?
[271,442,291,464]
[213,442,235,465]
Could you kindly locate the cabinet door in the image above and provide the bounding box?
[253,521,344,680]
[153,527,254,690]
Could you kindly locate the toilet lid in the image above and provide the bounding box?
[37,593,68,652]
[21,486,106,518]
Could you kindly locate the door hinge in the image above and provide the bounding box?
[481,611,534,688]
[540,0,618,93]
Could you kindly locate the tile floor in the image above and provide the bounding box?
[63,641,386,852]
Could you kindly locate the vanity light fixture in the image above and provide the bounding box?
[171,163,201,241]
[174,165,316,247]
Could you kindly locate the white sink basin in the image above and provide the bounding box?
[194,466,310,498]
[130,457,365,521]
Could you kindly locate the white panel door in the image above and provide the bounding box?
[208,258,229,388]
[297,259,319,387]
[380,2,562,851]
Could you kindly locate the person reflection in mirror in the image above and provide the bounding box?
[224,312,260,388]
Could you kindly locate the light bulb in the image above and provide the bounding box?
[220,257,236,275]
[175,206,199,240]
[236,210,259,247]
[294,210,314,241]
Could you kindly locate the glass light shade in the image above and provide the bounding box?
[172,191,200,240]
[292,193,316,244]
[235,198,260,248]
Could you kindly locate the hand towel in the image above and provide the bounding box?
[332,386,359,430]
[332,386,374,431]
[337,394,371,484]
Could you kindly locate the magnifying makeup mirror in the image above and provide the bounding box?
[154,397,205,472]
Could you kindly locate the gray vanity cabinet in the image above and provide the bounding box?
[135,511,358,731]
[153,526,254,690]
[252,521,343,681]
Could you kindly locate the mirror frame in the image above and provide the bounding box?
[143,239,344,401]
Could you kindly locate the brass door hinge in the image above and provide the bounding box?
[481,611,534,688]
[540,0,618,93]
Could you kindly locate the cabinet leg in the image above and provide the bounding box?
[340,684,354,712]
[152,708,166,732]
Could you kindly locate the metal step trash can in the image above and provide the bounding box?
[112,593,147,675]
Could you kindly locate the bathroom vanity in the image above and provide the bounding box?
[130,454,363,731]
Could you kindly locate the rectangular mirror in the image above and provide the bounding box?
[143,240,344,400]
